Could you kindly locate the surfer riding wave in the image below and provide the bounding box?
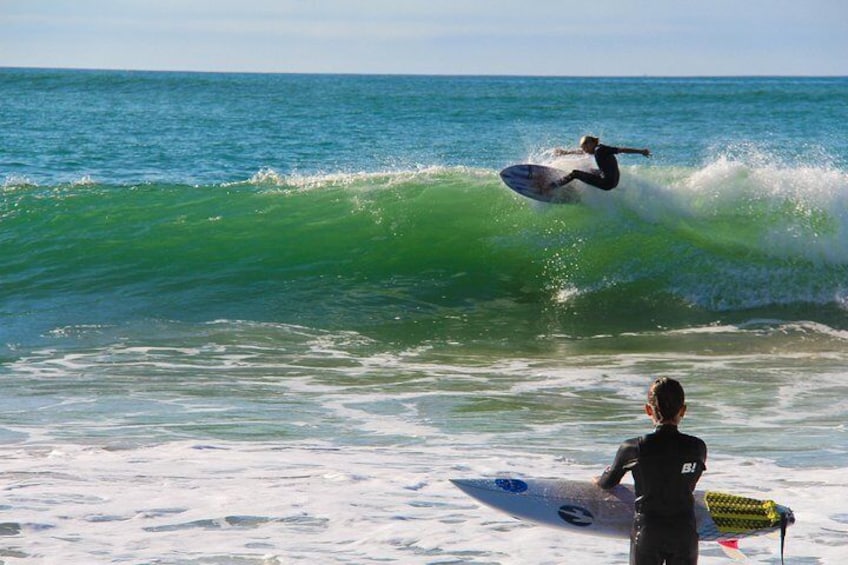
[548,135,651,191]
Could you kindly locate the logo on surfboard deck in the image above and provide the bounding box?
[558,504,594,527]
[494,479,528,493]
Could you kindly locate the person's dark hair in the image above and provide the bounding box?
[648,377,685,423]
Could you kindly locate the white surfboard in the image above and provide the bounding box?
[499,164,580,204]
[451,478,794,542]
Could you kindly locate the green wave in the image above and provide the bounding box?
[3,163,847,344]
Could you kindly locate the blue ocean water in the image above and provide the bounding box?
[1,68,847,563]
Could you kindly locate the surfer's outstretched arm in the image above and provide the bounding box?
[551,147,583,156]
[617,147,651,157]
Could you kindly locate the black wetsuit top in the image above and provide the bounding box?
[571,144,621,190]
[598,424,707,565]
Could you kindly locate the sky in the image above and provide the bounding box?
[1,0,846,76]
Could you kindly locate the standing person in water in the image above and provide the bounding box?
[596,377,707,565]
[550,135,651,190]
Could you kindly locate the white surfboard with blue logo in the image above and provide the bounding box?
[451,478,793,542]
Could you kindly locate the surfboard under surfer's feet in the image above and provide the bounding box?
[541,172,575,194]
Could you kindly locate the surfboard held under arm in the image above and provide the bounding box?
[451,477,794,542]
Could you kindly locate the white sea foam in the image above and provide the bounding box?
[1,440,843,564]
[637,155,848,265]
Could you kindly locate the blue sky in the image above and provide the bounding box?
[2,0,846,75]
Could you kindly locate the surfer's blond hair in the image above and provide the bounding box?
[579,135,599,147]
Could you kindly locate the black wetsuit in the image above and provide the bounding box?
[571,144,621,190]
[597,424,708,565]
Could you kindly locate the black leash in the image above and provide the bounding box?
[779,511,789,565]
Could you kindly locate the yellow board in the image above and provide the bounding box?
[705,491,782,534]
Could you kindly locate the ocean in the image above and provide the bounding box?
[1,68,846,564]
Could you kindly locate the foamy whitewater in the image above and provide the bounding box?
[1,70,847,563]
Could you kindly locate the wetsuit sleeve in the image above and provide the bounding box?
[597,438,639,490]
[697,438,708,483]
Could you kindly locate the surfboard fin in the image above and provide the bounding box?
[717,539,745,561]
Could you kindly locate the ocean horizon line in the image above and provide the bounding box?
[3,64,846,80]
